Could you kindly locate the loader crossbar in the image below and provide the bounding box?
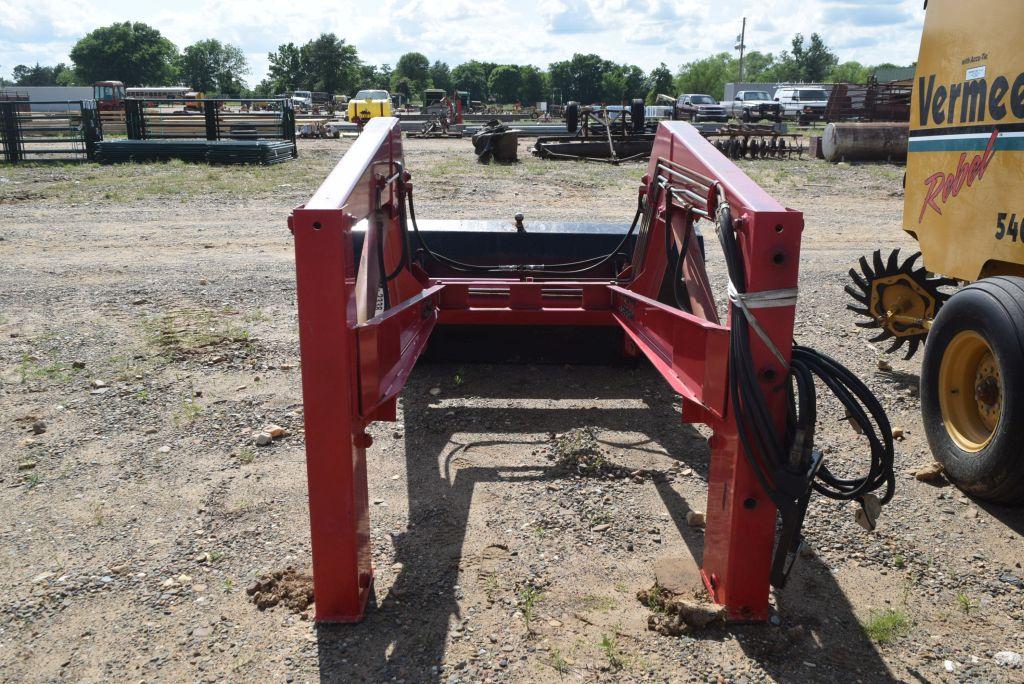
[290,117,803,622]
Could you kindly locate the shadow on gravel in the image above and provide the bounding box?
[975,500,1024,537]
[313,364,895,683]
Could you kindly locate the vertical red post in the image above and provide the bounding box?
[701,208,803,620]
[292,207,373,622]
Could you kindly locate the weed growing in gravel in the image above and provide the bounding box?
[90,502,106,525]
[599,632,625,671]
[644,584,668,615]
[236,447,256,464]
[15,341,84,384]
[484,572,500,602]
[862,609,909,643]
[143,308,252,359]
[548,648,570,675]
[518,585,543,635]
[893,554,906,569]
[956,592,976,614]
[580,595,617,612]
[586,507,613,527]
[177,398,203,424]
[24,472,41,489]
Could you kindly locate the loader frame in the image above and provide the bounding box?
[290,117,803,622]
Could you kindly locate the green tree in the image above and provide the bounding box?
[393,52,430,95]
[621,64,646,101]
[266,42,302,93]
[675,53,735,100]
[69,22,178,86]
[741,51,776,82]
[801,33,838,82]
[12,63,75,86]
[827,60,870,83]
[391,75,413,102]
[300,33,360,94]
[429,61,451,93]
[646,62,674,102]
[56,66,79,85]
[487,65,521,103]
[518,66,545,104]
[548,53,609,104]
[600,68,626,103]
[358,64,392,90]
[451,61,488,100]
[177,39,248,94]
[266,35,360,95]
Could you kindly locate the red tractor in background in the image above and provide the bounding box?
[92,81,125,111]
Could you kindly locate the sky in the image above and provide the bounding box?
[0,0,926,85]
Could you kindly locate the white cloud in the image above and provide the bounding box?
[0,0,926,83]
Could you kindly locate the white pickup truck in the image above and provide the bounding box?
[725,91,783,122]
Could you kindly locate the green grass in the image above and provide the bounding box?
[955,591,975,614]
[142,307,251,358]
[0,156,335,205]
[579,594,617,612]
[599,632,625,671]
[862,609,910,643]
[547,647,570,675]
[518,585,543,634]
[178,398,203,423]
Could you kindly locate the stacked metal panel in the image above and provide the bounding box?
[93,139,296,165]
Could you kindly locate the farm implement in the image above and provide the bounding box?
[289,117,895,623]
[704,124,805,160]
[531,101,654,163]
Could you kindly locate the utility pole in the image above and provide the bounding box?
[735,17,747,82]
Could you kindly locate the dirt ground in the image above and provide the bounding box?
[1,135,1022,684]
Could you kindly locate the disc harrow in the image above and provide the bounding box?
[703,124,804,160]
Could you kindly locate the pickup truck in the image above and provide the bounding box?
[773,87,830,124]
[725,91,783,122]
[672,94,729,123]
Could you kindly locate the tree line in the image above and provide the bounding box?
[1,22,910,104]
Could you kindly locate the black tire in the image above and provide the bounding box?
[565,102,579,133]
[630,98,645,133]
[741,110,751,123]
[921,276,1024,504]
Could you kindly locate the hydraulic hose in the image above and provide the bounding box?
[714,200,895,587]
[401,176,643,276]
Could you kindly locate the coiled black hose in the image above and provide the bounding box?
[715,201,895,586]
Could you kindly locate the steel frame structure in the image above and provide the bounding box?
[291,117,803,622]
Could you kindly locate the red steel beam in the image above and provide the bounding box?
[642,122,803,620]
[608,285,729,419]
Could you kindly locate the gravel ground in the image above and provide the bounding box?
[1,136,1022,683]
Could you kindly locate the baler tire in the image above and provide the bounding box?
[566,102,580,133]
[631,99,645,133]
[921,276,1024,504]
